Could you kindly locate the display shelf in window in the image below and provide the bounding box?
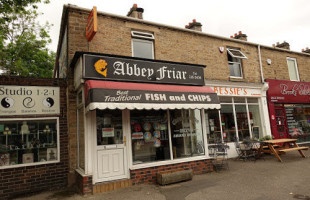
[0,118,59,167]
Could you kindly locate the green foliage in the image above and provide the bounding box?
[259,135,273,141]
[0,0,54,78]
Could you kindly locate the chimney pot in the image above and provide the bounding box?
[234,33,237,37]
[275,41,290,50]
[272,44,275,47]
[239,31,242,35]
[306,47,309,50]
[230,36,233,38]
[185,19,202,31]
[127,4,144,19]
[302,49,305,52]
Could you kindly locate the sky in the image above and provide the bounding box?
[37,0,310,53]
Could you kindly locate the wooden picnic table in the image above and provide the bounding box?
[257,138,309,162]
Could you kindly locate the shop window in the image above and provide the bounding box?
[287,57,299,81]
[170,109,204,158]
[218,97,262,142]
[235,105,250,140]
[248,105,262,139]
[96,110,123,146]
[130,110,170,164]
[220,105,237,142]
[131,31,154,59]
[285,104,310,142]
[227,48,247,78]
[0,118,58,168]
[205,110,221,144]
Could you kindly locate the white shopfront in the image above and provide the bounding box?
[73,52,221,184]
[205,81,272,158]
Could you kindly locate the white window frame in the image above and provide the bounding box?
[131,31,154,40]
[227,49,248,59]
[286,57,300,81]
[227,48,247,78]
[0,117,60,169]
[131,31,155,59]
[129,109,209,170]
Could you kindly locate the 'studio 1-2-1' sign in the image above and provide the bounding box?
[0,85,60,116]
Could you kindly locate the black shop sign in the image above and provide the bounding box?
[83,54,205,86]
[86,88,219,105]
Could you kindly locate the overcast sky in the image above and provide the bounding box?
[37,0,310,53]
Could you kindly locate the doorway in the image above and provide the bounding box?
[94,109,128,182]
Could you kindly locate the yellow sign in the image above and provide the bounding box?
[86,6,97,42]
[94,59,107,77]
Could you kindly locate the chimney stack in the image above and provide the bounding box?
[275,41,290,50]
[302,47,310,54]
[232,31,247,41]
[185,19,202,31]
[127,4,144,19]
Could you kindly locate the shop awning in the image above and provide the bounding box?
[85,80,220,111]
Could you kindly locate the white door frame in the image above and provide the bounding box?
[91,109,130,184]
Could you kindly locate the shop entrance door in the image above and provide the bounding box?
[274,105,289,139]
[95,110,128,183]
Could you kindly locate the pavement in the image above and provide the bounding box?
[15,152,310,200]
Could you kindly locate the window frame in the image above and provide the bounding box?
[286,57,300,81]
[227,48,247,78]
[131,31,155,59]
[129,109,209,170]
[0,117,60,169]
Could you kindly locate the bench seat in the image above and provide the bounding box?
[278,147,309,152]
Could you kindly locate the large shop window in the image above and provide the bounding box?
[131,110,170,164]
[170,109,204,158]
[285,104,310,142]
[218,97,262,142]
[130,109,205,165]
[0,118,58,168]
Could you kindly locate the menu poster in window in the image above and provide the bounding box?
[0,85,60,116]
[102,128,114,137]
[0,153,9,166]
[23,153,34,164]
[47,148,57,161]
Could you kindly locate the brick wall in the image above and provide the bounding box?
[0,76,68,199]
[261,47,310,82]
[130,159,213,185]
[75,170,92,195]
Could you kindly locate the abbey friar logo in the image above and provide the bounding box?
[94,59,108,77]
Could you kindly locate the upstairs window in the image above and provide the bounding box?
[287,57,299,81]
[227,48,247,78]
[131,31,154,59]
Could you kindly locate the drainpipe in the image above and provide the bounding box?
[258,44,264,83]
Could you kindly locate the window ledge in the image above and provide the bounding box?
[229,76,245,82]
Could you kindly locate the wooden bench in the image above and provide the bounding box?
[278,147,309,153]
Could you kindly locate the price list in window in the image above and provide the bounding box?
[285,107,298,136]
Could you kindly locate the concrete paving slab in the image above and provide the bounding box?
[15,152,310,200]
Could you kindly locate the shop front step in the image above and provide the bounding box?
[93,179,133,194]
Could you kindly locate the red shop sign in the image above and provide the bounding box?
[266,79,310,103]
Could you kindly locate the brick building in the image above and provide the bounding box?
[52,4,310,195]
[0,76,67,199]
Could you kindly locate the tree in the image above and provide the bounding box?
[0,0,55,78]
